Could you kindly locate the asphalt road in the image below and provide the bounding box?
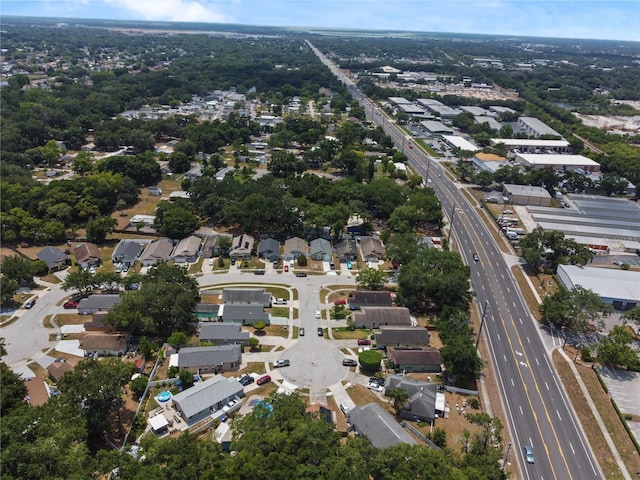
[308,44,604,479]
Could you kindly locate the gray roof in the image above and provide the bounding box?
[374,326,430,346]
[284,237,307,255]
[352,307,412,327]
[172,375,243,419]
[172,235,202,258]
[557,264,640,303]
[335,238,357,257]
[360,237,385,259]
[503,184,551,198]
[384,375,438,421]
[230,234,255,256]
[78,294,122,310]
[199,323,250,341]
[347,403,416,448]
[112,240,145,262]
[37,246,69,268]
[221,304,269,322]
[351,291,393,307]
[519,116,561,137]
[257,238,280,256]
[139,237,174,262]
[177,345,241,368]
[310,238,331,255]
[222,288,271,306]
[387,347,441,367]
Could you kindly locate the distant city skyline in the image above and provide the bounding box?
[1,0,639,42]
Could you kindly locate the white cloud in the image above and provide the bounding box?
[105,0,227,22]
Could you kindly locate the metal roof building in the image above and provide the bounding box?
[442,135,479,152]
[171,375,244,424]
[518,116,562,138]
[556,264,640,311]
[515,153,600,172]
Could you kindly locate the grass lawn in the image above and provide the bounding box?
[48,313,86,327]
[332,328,372,340]
[254,324,289,338]
[271,307,289,318]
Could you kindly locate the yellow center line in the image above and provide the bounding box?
[442,188,572,479]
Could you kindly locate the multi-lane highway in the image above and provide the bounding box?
[309,42,603,480]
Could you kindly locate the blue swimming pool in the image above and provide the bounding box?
[157,391,171,402]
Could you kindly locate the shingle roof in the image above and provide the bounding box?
[335,238,357,257]
[172,375,243,419]
[222,288,271,306]
[387,347,441,366]
[37,246,69,268]
[172,235,202,257]
[221,304,269,322]
[351,291,392,307]
[347,403,416,448]
[112,240,145,262]
[74,243,100,263]
[177,345,241,368]
[257,238,280,256]
[374,326,430,346]
[360,237,385,259]
[284,237,307,255]
[139,237,174,262]
[78,294,122,310]
[80,333,128,351]
[199,323,249,342]
[310,238,331,255]
[352,307,411,327]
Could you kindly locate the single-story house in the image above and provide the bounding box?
[172,235,202,264]
[310,238,332,261]
[171,375,244,425]
[283,237,307,259]
[351,307,412,329]
[83,313,112,332]
[175,345,242,374]
[229,234,255,260]
[194,303,221,321]
[139,237,174,267]
[111,240,145,267]
[199,323,250,346]
[386,346,441,373]
[384,375,445,422]
[218,304,270,326]
[77,294,122,315]
[184,165,203,181]
[335,238,358,263]
[74,243,100,269]
[37,246,70,271]
[257,238,281,262]
[374,326,430,348]
[46,361,74,382]
[201,235,228,258]
[346,214,365,235]
[80,333,129,357]
[222,288,271,307]
[347,402,416,449]
[360,237,385,262]
[148,186,162,196]
[350,290,393,308]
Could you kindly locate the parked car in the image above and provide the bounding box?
[24,298,36,309]
[369,377,385,386]
[239,375,255,386]
[357,339,371,345]
[299,328,305,336]
[231,258,236,265]
[63,300,79,309]
[368,382,384,392]
[339,403,350,415]
[334,299,346,305]
[89,266,96,274]
[317,327,324,337]
[342,359,357,367]
[223,399,238,412]
[256,375,271,386]
[346,260,352,270]
[613,260,624,266]
[114,264,123,273]
[295,272,307,277]
[315,309,321,319]
[208,258,214,266]
[523,445,535,464]
[284,264,289,272]
[254,270,265,275]
[273,359,290,368]
[273,298,287,305]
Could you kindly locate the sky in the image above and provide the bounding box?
[1,0,639,42]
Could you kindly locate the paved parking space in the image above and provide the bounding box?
[596,366,640,417]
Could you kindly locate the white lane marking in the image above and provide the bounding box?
[570,443,575,455]
[535,358,540,366]
[545,382,549,390]
[506,287,511,293]
[511,378,515,387]
[556,410,562,421]
[519,405,524,415]
[527,337,531,343]
[497,334,501,341]
[519,318,523,324]
[504,355,507,362]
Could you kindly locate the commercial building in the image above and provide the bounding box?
[556,264,640,311]
[518,117,562,138]
[420,120,453,135]
[503,184,552,206]
[515,153,600,173]
[490,138,570,155]
[442,135,479,152]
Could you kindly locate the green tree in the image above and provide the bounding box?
[0,277,19,306]
[268,150,307,178]
[297,254,308,267]
[622,307,640,335]
[253,321,267,333]
[248,337,260,351]
[167,331,189,350]
[596,325,639,369]
[178,369,194,389]
[71,151,94,176]
[138,336,155,359]
[130,375,148,400]
[154,201,200,239]
[388,387,410,413]
[86,215,117,243]
[358,350,382,373]
[356,268,387,290]
[441,336,484,387]
[428,427,448,448]
[540,286,612,337]
[0,254,35,285]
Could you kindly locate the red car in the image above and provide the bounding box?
[284,264,289,272]
[63,300,79,309]
[357,339,371,345]
[333,299,346,305]
[256,375,271,386]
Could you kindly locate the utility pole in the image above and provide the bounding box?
[447,203,456,244]
[476,300,490,350]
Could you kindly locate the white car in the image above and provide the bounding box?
[368,382,384,393]
[208,258,214,266]
[315,310,321,319]
[89,266,96,274]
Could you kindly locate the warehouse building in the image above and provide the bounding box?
[490,138,570,155]
[420,120,453,135]
[515,153,600,173]
[503,184,552,206]
[442,135,479,152]
[557,264,640,311]
[518,117,562,138]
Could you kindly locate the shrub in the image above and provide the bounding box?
[358,350,382,373]
[297,255,308,267]
[469,397,480,410]
[580,345,593,362]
